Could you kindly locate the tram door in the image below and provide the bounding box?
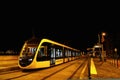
[50,48,55,66]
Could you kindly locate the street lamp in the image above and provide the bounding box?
[98,32,106,61]
[101,32,106,61]
[101,32,106,43]
[98,32,106,43]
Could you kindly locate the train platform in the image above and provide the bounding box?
[0,65,19,72]
[0,57,120,79]
[91,57,120,79]
[0,58,19,72]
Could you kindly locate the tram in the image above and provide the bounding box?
[18,37,81,69]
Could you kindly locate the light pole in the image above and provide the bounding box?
[101,32,106,43]
[98,32,106,61]
[98,34,101,44]
[101,32,106,61]
[98,33,102,61]
[98,32,106,44]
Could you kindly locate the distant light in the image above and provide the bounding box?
[94,45,102,48]
[102,32,106,36]
[114,48,117,52]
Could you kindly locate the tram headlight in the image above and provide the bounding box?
[28,58,33,61]
[19,57,22,61]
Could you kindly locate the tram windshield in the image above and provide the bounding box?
[21,44,38,58]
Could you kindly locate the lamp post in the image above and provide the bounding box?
[114,48,118,67]
[98,32,106,61]
[101,32,106,61]
[101,32,106,43]
[98,33,102,61]
[98,32,106,44]
[98,34,100,44]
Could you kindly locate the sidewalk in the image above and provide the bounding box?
[91,58,120,79]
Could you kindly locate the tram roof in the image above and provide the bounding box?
[25,37,80,51]
[25,37,41,44]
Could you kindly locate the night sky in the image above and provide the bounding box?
[0,5,120,52]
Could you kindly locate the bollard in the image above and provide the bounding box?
[117,58,118,68]
[117,58,120,68]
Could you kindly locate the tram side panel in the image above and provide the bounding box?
[34,45,51,68]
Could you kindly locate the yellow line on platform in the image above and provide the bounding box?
[90,58,97,74]
[79,61,88,79]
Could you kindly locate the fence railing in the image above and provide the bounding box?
[108,57,120,68]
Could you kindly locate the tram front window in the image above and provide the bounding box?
[22,47,37,58]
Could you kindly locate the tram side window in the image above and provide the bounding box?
[56,49,63,58]
[65,49,68,58]
[59,49,63,57]
[39,48,45,56]
[37,47,47,61]
[51,48,55,58]
[68,50,71,57]
[76,52,78,56]
[77,52,80,56]
[72,51,75,57]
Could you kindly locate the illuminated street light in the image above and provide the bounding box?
[97,32,106,61]
[102,32,106,36]
[101,32,106,61]
[101,32,106,43]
